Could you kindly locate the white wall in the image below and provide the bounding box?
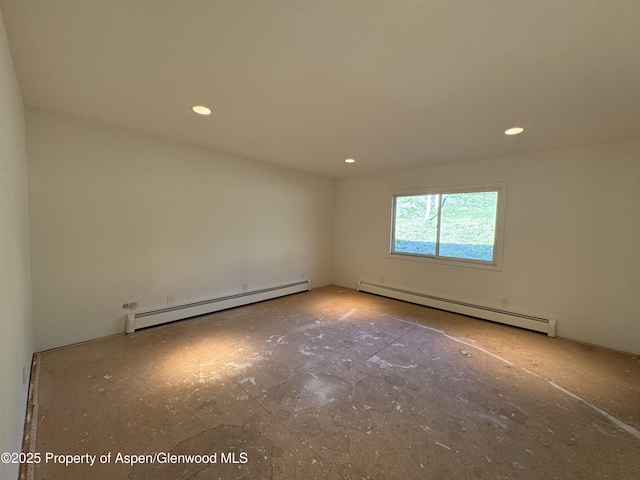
[333,141,640,354]
[0,7,34,480]
[27,109,334,352]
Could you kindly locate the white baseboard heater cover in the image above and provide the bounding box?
[126,280,310,334]
[357,280,556,337]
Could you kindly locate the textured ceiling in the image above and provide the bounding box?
[2,0,639,178]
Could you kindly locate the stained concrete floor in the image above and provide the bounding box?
[23,286,640,479]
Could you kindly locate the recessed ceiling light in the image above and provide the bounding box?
[504,127,525,135]
[192,105,212,115]
[344,158,356,164]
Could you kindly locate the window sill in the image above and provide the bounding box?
[387,252,503,271]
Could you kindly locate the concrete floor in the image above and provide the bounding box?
[23,286,640,479]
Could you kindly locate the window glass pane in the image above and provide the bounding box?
[393,194,439,256]
[438,191,497,261]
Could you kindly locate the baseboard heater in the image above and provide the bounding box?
[357,280,556,337]
[125,280,310,334]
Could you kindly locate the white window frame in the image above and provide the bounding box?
[389,182,507,271]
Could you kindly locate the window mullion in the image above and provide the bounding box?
[435,194,442,258]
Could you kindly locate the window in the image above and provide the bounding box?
[390,183,506,268]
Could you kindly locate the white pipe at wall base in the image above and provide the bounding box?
[547,318,557,337]
[124,280,310,334]
[358,280,556,337]
[125,314,136,334]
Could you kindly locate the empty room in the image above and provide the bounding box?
[1,1,639,479]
